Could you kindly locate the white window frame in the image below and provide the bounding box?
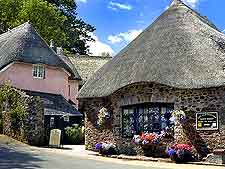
[32,64,45,79]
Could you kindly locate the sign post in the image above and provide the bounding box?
[196,112,218,130]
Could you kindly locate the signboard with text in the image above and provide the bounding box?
[196,112,218,130]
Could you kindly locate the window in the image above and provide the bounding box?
[50,117,55,128]
[122,103,174,138]
[32,64,45,79]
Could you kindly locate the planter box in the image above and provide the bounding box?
[142,144,168,157]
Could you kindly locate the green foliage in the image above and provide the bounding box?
[0,113,2,134]
[0,83,27,123]
[65,126,84,145]
[0,0,95,54]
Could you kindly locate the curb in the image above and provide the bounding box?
[95,154,225,167]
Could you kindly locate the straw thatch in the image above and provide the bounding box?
[79,0,225,98]
[0,22,81,80]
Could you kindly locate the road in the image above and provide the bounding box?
[0,142,223,169]
[0,143,169,169]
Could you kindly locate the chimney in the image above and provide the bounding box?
[50,39,56,52]
[56,47,64,56]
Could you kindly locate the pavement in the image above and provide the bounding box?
[0,135,224,169]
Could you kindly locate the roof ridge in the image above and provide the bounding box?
[169,0,219,31]
[0,23,31,49]
[69,54,112,59]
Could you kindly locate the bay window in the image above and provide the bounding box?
[122,103,174,138]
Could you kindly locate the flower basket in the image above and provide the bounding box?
[133,131,172,157]
[167,144,194,163]
[95,143,117,155]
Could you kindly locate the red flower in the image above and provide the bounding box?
[174,144,192,152]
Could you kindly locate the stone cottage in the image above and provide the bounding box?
[0,22,82,133]
[79,0,225,156]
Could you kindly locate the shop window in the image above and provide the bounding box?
[122,103,173,138]
[32,64,45,79]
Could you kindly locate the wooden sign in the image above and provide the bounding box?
[196,112,218,130]
[49,129,62,148]
[63,115,69,122]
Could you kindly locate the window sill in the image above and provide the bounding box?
[33,77,44,79]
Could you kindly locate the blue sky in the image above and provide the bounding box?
[76,0,225,56]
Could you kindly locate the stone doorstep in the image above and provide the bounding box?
[95,154,225,167]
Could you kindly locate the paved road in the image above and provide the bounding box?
[0,144,169,169]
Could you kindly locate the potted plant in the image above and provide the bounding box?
[95,142,117,155]
[167,144,194,163]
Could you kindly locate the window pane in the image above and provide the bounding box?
[122,104,173,138]
[123,108,135,137]
[33,65,44,78]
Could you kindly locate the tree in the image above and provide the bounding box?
[0,0,95,54]
[101,52,111,58]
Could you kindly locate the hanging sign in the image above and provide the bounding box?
[196,112,218,130]
[63,115,70,122]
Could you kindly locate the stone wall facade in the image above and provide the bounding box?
[80,82,225,156]
[2,96,45,146]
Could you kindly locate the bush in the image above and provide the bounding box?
[65,126,84,145]
[0,118,3,134]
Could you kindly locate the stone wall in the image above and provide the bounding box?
[2,96,45,146]
[80,82,225,156]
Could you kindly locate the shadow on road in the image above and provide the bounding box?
[0,145,44,169]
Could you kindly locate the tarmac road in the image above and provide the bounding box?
[0,143,169,169]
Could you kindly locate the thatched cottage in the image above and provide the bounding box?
[79,0,225,156]
[0,22,82,134]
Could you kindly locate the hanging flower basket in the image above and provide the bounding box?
[96,107,111,128]
[170,110,187,125]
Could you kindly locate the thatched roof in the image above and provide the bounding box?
[79,0,225,98]
[0,22,81,80]
[69,55,111,85]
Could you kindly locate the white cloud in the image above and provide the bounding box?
[87,33,114,56]
[77,0,87,3]
[182,0,199,8]
[108,1,132,11]
[108,35,123,44]
[164,5,169,10]
[108,29,143,44]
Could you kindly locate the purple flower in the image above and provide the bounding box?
[180,116,187,124]
[152,139,160,145]
[167,149,177,156]
[142,140,149,145]
[95,143,102,150]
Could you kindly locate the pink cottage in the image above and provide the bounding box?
[0,22,82,131]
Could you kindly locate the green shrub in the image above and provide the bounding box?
[65,126,84,145]
[0,83,27,123]
[0,83,28,135]
[0,113,2,134]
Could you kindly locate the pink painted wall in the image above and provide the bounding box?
[68,80,79,106]
[0,62,79,106]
